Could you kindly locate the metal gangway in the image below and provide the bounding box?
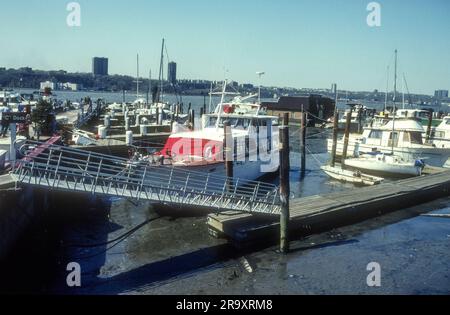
[10,140,281,215]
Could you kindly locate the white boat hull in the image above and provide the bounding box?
[343,157,421,177]
[171,159,279,182]
[327,138,450,168]
[321,165,383,186]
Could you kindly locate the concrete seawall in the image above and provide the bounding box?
[0,186,49,261]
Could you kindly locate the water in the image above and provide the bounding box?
[0,121,449,294]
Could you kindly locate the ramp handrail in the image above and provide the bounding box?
[11,140,281,215]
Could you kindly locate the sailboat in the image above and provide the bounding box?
[327,50,450,168]
[343,50,425,178]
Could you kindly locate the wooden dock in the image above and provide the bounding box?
[0,174,15,190]
[207,170,450,247]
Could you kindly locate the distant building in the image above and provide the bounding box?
[40,81,57,91]
[92,57,108,76]
[58,82,82,91]
[331,83,337,95]
[435,90,448,100]
[262,95,335,126]
[168,62,177,85]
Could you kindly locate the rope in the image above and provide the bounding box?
[305,145,326,168]
[67,216,162,260]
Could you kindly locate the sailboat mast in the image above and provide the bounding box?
[215,80,228,130]
[393,49,398,107]
[402,74,405,109]
[147,69,152,106]
[208,82,213,114]
[384,66,389,112]
[158,38,165,103]
[136,54,140,100]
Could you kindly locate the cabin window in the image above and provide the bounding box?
[388,132,399,147]
[409,132,423,144]
[368,130,382,139]
[403,132,410,142]
[445,119,450,125]
[435,131,446,138]
[206,117,250,129]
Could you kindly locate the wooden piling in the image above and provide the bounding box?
[426,109,433,142]
[156,107,160,125]
[330,110,339,167]
[341,111,352,169]
[189,109,195,131]
[300,109,307,176]
[280,113,290,254]
[224,121,233,191]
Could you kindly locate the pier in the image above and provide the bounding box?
[207,170,450,247]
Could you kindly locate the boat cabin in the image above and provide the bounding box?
[361,119,425,148]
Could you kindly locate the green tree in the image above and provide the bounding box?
[31,99,53,136]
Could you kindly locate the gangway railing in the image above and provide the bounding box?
[10,140,281,215]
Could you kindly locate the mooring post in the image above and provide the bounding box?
[426,109,433,143]
[9,123,16,163]
[330,110,339,167]
[341,111,352,169]
[224,121,233,192]
[170,111,175,132]
[300,108,307,176]
[156,107,160,126]
[190,109,195,131]
[280,113,290,254]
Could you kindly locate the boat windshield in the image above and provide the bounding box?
[206,116,252,129]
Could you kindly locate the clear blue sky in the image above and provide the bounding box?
[1,0,449,95]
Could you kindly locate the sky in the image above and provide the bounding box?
[0,0,449,95]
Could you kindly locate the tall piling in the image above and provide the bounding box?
[300,109,307,176]
[224,121,233,192]
[341,111,352,169]
[279,113,290,254]
[426,109,433,142]
[330,110,339,167]
[189,109,195,131]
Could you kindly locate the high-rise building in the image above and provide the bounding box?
[168,62,177,85]
[434,90,449,100]
[92,57,108,76]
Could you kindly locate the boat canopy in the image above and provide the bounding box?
[380,119,424,132]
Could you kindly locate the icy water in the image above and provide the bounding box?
[0,128,449,294]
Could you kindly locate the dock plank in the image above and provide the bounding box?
[0,174,15,189]
[208,170,450,246]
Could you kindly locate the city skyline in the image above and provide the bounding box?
[1,0,449,95]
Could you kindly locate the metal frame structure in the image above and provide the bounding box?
[11,140,281,215]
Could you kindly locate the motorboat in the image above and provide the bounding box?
[151,81,280,181]
[327,118,450,167]
[344,152,424,177]
[431,116,450,148]
[321,165,384,186]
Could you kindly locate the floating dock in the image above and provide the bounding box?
[0,174,15,190]
[207,170,450,247]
